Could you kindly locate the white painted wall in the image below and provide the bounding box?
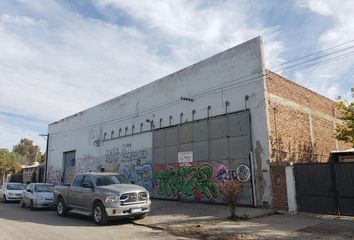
[286,166,297,213]
[47,37,271,205]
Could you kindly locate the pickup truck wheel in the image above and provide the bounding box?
[93,202,108,225]
[57,197,68,217]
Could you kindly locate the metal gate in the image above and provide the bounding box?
[152,111,254,205]
[294,162,354,216]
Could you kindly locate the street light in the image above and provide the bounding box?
[39,133,49,183]
[146,119,154,130]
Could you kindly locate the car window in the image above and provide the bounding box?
[7,183,24,190]
[81,176,93,187]
[72,175,83,187]
[94,175,129,186]
[35,184,54,192]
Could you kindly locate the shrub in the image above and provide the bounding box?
[218,180,244,218]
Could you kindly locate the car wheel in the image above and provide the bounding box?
[20,199,26,208]
[30,200,35,211]
[92,202,108,225]
[57,197,68,217]
[134,213,147,220]
[3,195,7,203]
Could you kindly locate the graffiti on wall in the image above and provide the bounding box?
[105,143,148,165]
[153,164,218,201]
[47,166,62,184]
[123,163,152,191]
[214,161,231,184]
[76,154,97,173]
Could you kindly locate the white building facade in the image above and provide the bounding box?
[46,37,272,206]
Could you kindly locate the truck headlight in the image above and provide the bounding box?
[105,196,119,203]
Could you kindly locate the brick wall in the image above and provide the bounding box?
[265,70,351,164]
[265,70,351,210]
[269,165,288,210]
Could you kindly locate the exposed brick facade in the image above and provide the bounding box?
[269,165,288,210]
[265,70,352,210]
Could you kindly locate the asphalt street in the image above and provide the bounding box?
[0,201,183,240]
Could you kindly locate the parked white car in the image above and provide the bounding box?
[21,183,55,210]
[0,183,24,202]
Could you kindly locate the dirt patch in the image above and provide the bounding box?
[165,224,263,240]
[298,222,354,239]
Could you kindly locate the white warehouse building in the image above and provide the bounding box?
[47,37,271,207]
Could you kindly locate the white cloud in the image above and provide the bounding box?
[0,0,284,125]
[293,0,354,101]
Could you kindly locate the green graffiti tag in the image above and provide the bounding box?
[153,164,218,200]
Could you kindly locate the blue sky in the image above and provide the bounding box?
[0,0,353,152]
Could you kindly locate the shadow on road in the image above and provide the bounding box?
[0,201,136,227]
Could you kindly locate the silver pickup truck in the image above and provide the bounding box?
[54,172,151,225]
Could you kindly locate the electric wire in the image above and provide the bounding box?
[269,39,354,69]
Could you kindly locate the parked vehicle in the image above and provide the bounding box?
[0,183,24,202]
[21,183,55,210]
[54,172,151,225]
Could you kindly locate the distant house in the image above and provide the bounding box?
[331,148,354,162]
[9,162,45,184]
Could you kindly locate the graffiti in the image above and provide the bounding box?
[231,164,251,182]
[135,164,153,191]
[123,164,153,191]
[153,164,218,200]
[47,166,62,185]
[105,144,148,165]
[214,161,231,184]
[76,154,97,173]
[105,147,119,164]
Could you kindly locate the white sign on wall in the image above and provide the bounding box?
[178,151,193,163]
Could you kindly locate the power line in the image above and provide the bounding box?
[280,51,354,75]
[269,39,354,69]
[272,45,354,72]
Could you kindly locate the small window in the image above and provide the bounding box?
[103,132,107,140]
[132,125,135,134]
[169,115,173,126]
[119,128,122,137]
[159,118,163,128]
[125,126,128,135]
[72,175,83,187]
[140,123,143,132]
[81,175,93,188]
[111,130,114,138]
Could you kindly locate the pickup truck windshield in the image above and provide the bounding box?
[94,175,129,186]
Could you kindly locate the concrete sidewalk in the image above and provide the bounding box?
[139,199,274,227]
[137,199,354,239]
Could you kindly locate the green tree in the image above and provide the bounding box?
[335,101,354,147]
[12,138,42,165]
[0,149,22,184]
